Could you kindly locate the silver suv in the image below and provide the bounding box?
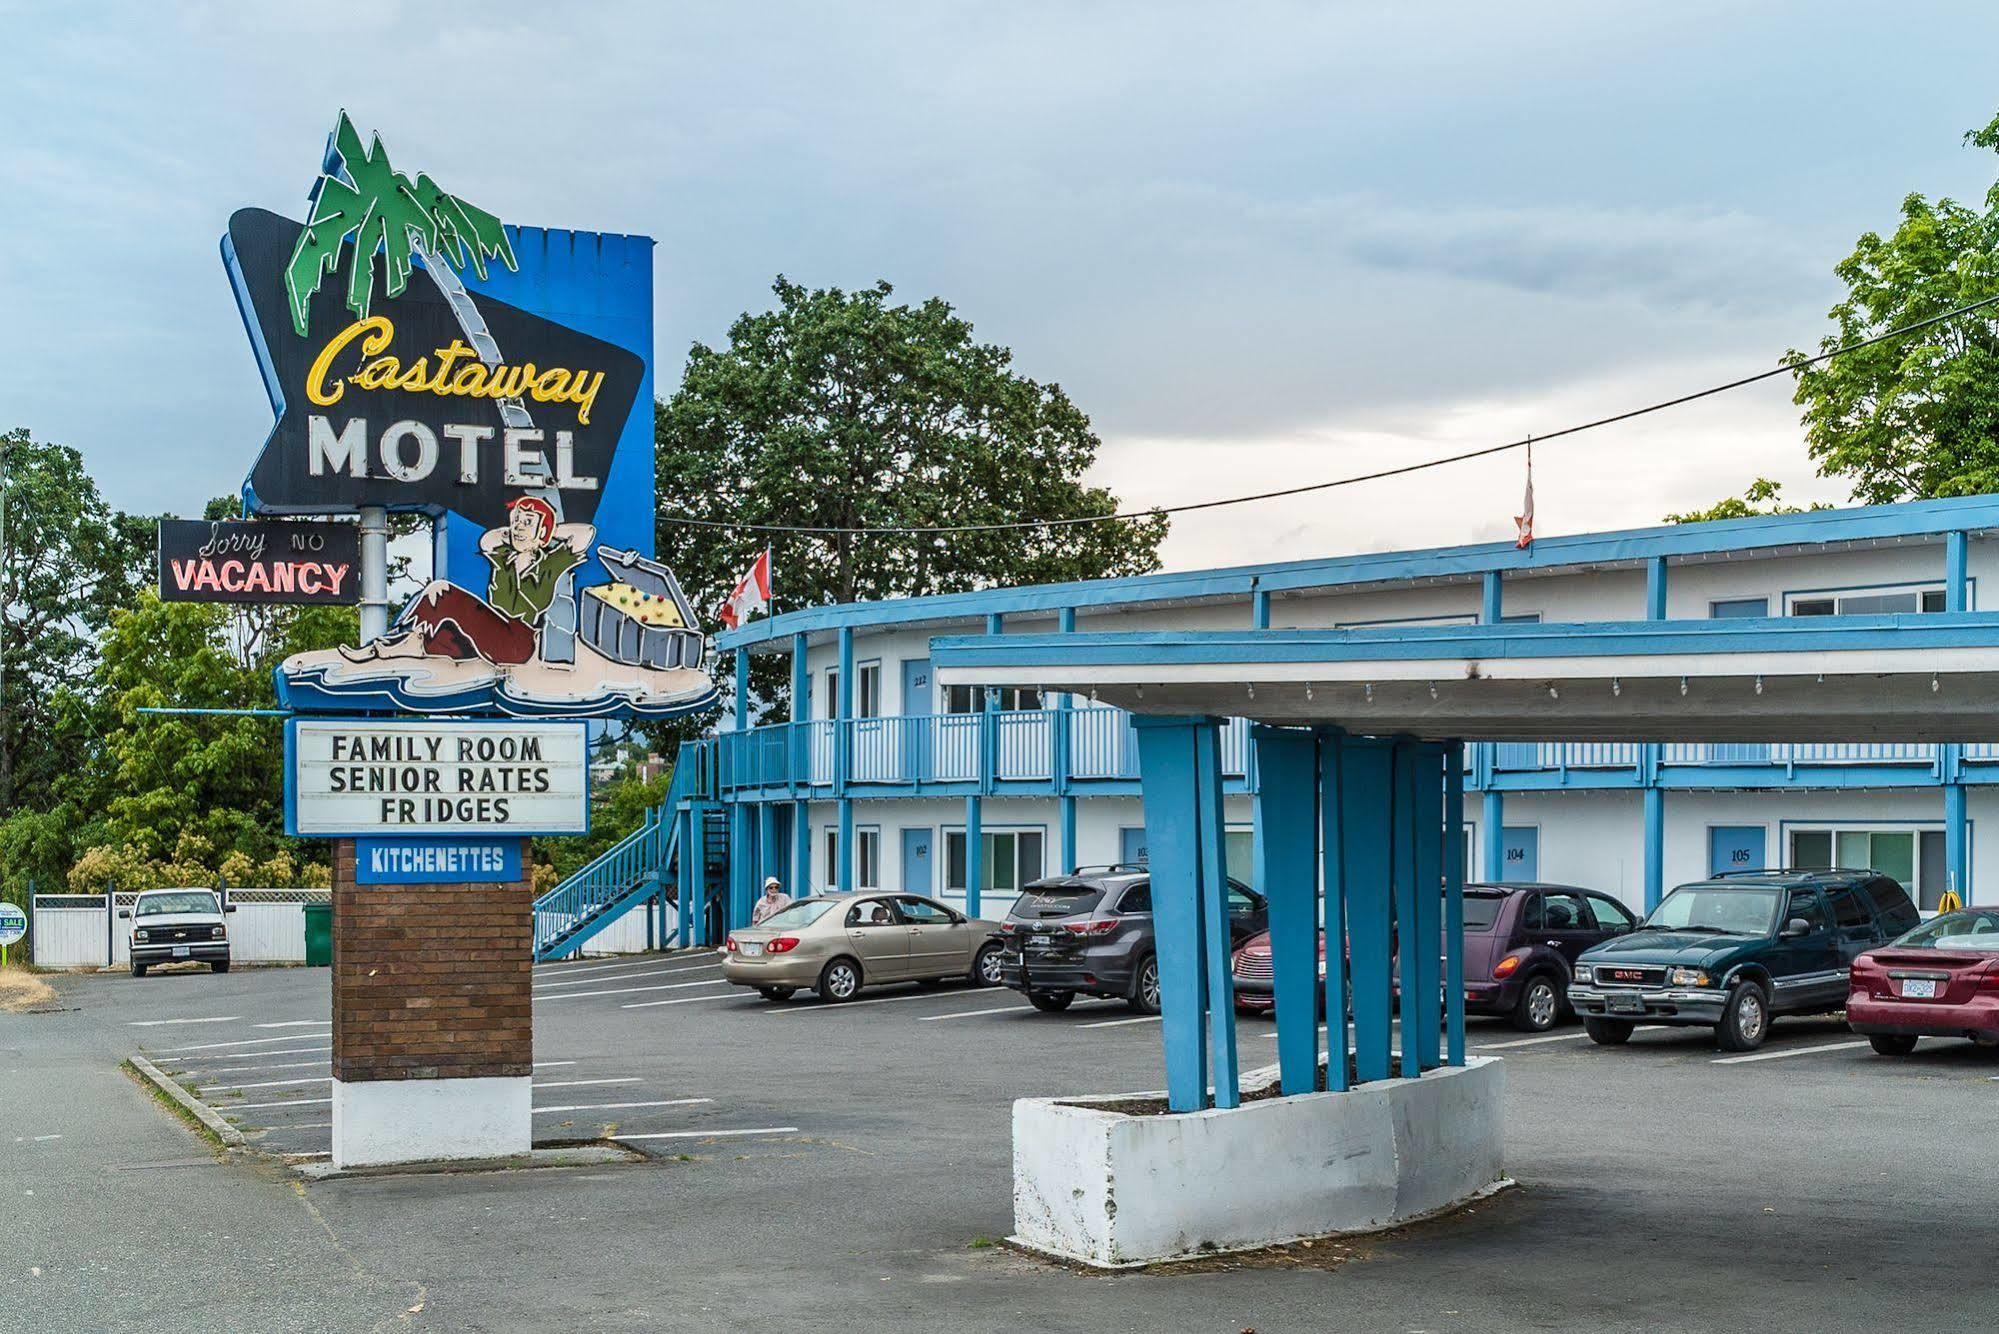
[121,889,234,977]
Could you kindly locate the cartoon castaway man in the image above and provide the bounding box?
[341,496,588,666]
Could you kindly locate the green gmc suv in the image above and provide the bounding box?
[1568,870,1921,1052]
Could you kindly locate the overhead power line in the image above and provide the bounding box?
[658,292,1999,538]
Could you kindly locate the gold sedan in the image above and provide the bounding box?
[721,892,1007,1003]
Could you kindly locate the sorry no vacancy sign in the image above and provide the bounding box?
[158,518,359,604]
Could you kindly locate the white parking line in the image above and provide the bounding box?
[917,1004,1034,1021]
[532,1061,578,1069]
[1479,1032,1590,1050]
[215,1076,334,1091]
[535,954,720,977]
[229,1097,332,1110]
[622,993,746,1011]
[758,991,996,1016]
[254,1020,330,1029]
[198,1060,327,1077]
[177,1046,330,1064]
[534,1077,643,1090]
[537,979,729,1002]
[534,963,720,990]
[259,1122,330,1131]
[129,1016,241,1027]
[616,1127,799,1142]
[1712,1040,1871,1065]
[533,1098,713,1115]
[156,1032,330,1054]
[1078,1015,1161,1029]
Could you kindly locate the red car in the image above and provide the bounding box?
[1847,909,1999,1055]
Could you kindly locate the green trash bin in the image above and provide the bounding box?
[303,900,332,967]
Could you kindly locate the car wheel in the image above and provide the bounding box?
[130,962,146,978]
[1716,982,1770,1052]
[816,957,862,1003]
[212,959,230,974]
[972,942,1004,988]
[756,986,796,1002]
[1583,1017,1634,1045]
[1509,974,1561,1032]
[1028,990,1075,1012]
[1867,1033,1918,1057]
[1128,954,1161,1014]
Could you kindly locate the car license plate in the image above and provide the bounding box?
[1607,992,1643,1014]
[172,946,190,959]
[740,941,764,957]
[1900,978,1938,999]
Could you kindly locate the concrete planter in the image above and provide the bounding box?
[1011,1056,1505,1267]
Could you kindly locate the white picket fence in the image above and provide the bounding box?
[28,890,327,968]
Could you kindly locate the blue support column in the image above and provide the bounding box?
[1444,740,1467,1066]
[1132,715,1239,1112]
[1250,587,1271,630]
[1410,741,1444,1072]
[758,802,777,890]
[1947,782,1970,905]
[729,803,752,930]
[1947,530,1970,612]
[1318,729,1350,1091]
[1392,742,1421,1080]
[676,805,695,947]
[1253,725,1319,1096]
[1056,607,1077,874]
[793,799,812,894]
[1481,570,1503,624]
[1645,555,1668,621]
[733,648,750,730]
[1342,738,1397,1084]
[965,796,984,918]
[836,626,854,892]
[1481,789,1505,882]
[791,631,810,792]
[1643,787,1665,912]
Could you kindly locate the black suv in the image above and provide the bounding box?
[997,866,1269,1014]
[1569,868,1922,1051]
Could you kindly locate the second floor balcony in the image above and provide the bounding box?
[709,705,1999,800]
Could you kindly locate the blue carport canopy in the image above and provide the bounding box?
[931,613,1999,743]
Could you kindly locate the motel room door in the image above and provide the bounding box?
[902,659,933,782]
[902,828,934,896]
[1501,826,1539,881]
[1709,826,1767,877]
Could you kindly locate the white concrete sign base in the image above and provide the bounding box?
[331,1075,532,1170]
[1011,1056,1506,1267]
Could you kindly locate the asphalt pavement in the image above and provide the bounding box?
[7,953,1998,1333]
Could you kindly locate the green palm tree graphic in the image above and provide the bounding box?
[284,111,516,337]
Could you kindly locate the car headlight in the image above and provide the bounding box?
[210,925,226,940]
[1572,966,1591,985]
[134,928,150,942]
[1668,967,1710,987]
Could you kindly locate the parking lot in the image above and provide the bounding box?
[10,955,1999,1332]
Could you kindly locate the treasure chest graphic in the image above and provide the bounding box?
[579,547,707,671]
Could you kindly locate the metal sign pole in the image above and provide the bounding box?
[358,505,389,643]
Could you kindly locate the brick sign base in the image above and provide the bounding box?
[329,838,535,1168]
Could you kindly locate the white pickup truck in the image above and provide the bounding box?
[120,888,235,977]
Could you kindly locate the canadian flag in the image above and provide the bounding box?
[717,548,773,629]
[1513,439,1534,550]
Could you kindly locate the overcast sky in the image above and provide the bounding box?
[7,2,1999,572]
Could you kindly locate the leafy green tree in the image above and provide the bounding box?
[655,277,1168,722]
[0,428,151,814]
[1666,478,1830,524]
[1780,113,1999,504]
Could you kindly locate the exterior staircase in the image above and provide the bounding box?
[531,739,725,961]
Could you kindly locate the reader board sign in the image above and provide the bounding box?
[158,518,360,605]
[286,719,588,837]
[354,838,523,885]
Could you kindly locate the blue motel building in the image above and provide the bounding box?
[535,495,1999,960]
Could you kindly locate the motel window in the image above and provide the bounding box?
[823,829,839,885]
[944,829,1046,892]
[1789,826,1944,909]
[856,663,882,719]
[856,828,880,889]
[1787,585,1946,617]
[1225,827,1255,889]
[825,668,840,719]
[944,685,1044,714]
[1710,598,1769,618]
